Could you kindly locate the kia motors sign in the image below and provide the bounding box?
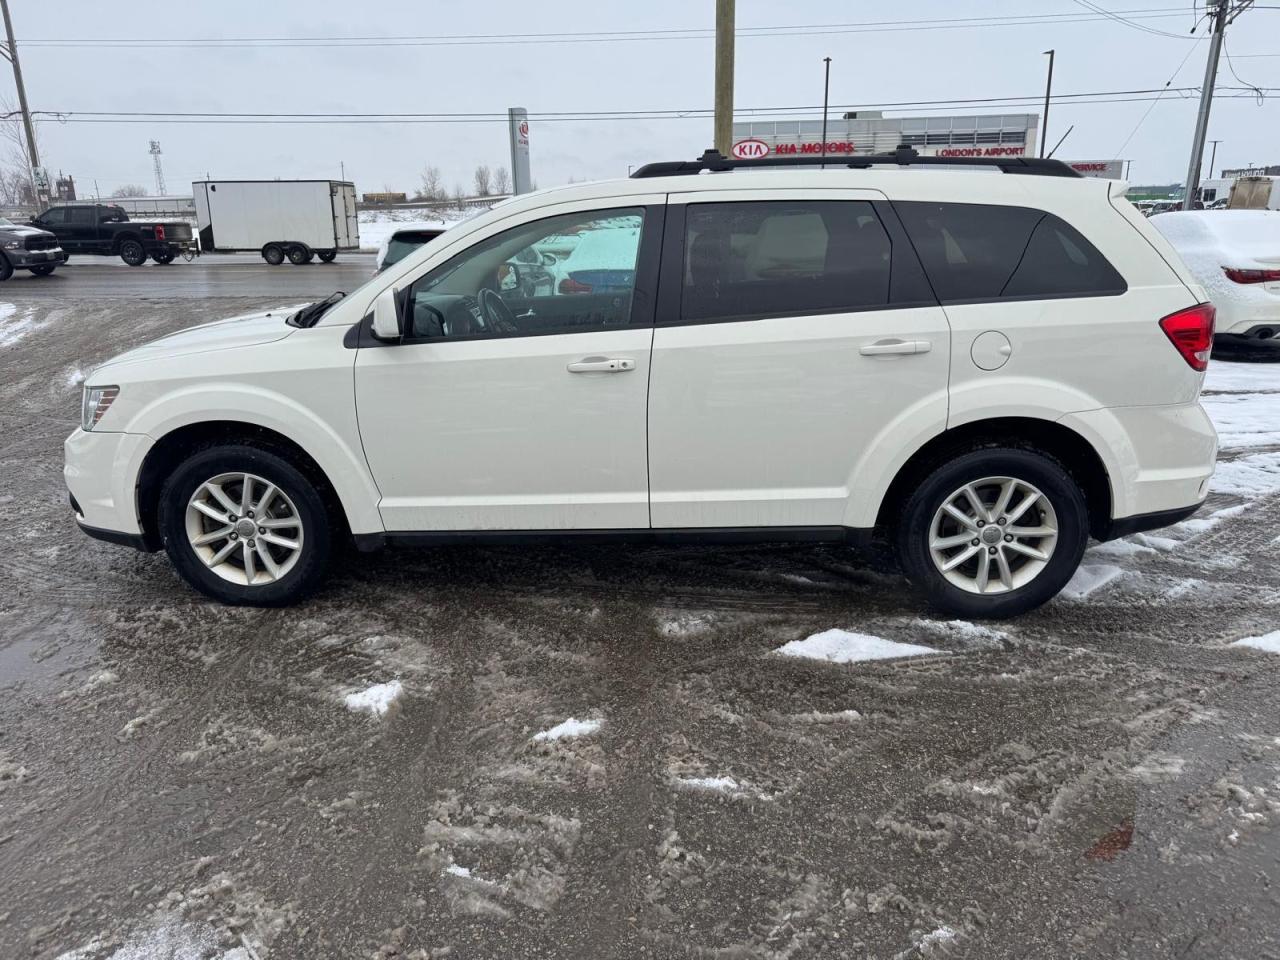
[731,139,770,159]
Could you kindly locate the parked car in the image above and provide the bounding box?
[1150,210,1280,342]
[30,204,195,265]
[66,148,1218,618]
[0,216,65,280]
[374,222,449,274]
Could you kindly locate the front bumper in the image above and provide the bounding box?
[8,247,66,267]
[64,427,154,543]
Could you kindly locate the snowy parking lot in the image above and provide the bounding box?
[2,295,1280,958]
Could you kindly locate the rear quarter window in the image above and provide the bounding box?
[895,201,1126,303]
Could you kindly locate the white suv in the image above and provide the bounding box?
[65,148,1218,618]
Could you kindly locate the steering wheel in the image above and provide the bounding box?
[477,288,518,334]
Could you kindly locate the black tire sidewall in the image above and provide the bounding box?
[32,264,56,277]
[896,448,1089,619]
[287,245,308,265]
[318,250,336,263]
[263,244,284,265]
[158,445,332,606]
[120,240,146,266]
[0,254,13,281]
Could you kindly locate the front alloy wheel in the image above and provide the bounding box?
[185,472,304,585]
[928,476,1058,595]
[159,444,332,605]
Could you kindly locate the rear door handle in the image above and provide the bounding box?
[859,339,932,356]
[567,356,636,373]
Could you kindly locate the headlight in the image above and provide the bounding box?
[81,385,119,431]
[2,240,19,250]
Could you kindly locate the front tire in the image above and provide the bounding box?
[895,448,1089,619]
[158,445,332,606]
[151,250,175,265]
[0,255,15,281]
[119,239,147,266]
[30,264,57,276]
[317,250,337,263]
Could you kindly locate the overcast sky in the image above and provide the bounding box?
[9,0,1279,197]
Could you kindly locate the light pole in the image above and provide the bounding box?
[1040,50,1055,158]
[820,57,832,166]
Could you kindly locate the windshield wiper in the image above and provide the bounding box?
[287,291,345,328]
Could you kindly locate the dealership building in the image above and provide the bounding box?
[730,111,1124,179]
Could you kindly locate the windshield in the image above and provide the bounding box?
[383,235,429,270]
[287,291,346,328]
[0,217,13,227]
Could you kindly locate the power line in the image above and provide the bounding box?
[16,9,1213,48]
[1114,42,1204,155]
[1070,0,1206,37]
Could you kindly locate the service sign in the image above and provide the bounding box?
[1066,160,1124,179]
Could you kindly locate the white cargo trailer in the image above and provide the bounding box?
[192,179,359,264]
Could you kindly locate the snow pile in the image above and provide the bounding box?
[1201,392,1280,450]
[0,303,45,349]
[343,680,404,717]
[54,916,227,960]
[1060,563,1124,599]
[1211,452,1280,497]
[1229,630,1280,654]
[675,775,740,792]
[912,618,1008,645]
[532,717,602,741]
[775,629,939,664]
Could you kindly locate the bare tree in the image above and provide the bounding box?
[417,164,445,203]
[0,96,38,206]
[493,166,511,195]
[473,164,492,197]
[111,184,150,198]
[452,183,467,209]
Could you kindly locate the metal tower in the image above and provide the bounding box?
[149,140,166,196]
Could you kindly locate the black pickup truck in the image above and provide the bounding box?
[29,204,196,265]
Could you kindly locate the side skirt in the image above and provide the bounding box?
[353,526,875,552]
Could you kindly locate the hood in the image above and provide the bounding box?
[97,305,305,370]
[7,224,55,238]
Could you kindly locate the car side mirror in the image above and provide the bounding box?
[370,287,402,341]
[498,262,522,292]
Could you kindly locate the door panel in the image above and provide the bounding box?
[647,189,951,529]
[356,328,653,530]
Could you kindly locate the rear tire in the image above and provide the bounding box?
[262,243,285,265]
[119,239,147,266]
[317,250,337,263]
[287,244,309,265]
[158,444,332,606]
[29,264,56,276]
[895,447,1089,619]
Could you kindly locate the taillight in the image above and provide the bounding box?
[1159,303,1215,372]
[558,276,592,294]
[154,225,166,241]
[1223,266,1280,284]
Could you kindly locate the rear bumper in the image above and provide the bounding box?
[1097,501,1204,541]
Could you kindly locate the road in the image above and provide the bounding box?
[3,252,377,299]
[2,296,1280,959]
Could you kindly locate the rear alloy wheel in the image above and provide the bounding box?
[30,263,56,276]
[896,448,1088,619]
[159,445,332,605]
[119,239,147,266]
[262,243,285,265]
[317,250,337,263]
[287,244,309,265]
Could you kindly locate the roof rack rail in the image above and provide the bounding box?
[630,144,1082,179]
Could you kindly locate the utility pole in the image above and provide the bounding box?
[1039,50,1055,158]
[1183,1,1251,209]
[820,57,832,166]
[714,0,735,154]
[0,0,42,205]
[1208,139,1222,179]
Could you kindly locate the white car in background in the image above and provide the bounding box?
[1150,210,1280,341]
[374,222,450,274]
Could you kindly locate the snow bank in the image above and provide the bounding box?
[775,629,939,664]
[532,717,602,741]
[0,303,45,348]
[675,775,740,792]
[344,680,403,717]
[1211,452,1280,497]
[1060,563,1124,599]
[1201,391,1280,450]
[1230,630,1280,654]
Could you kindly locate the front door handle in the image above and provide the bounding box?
[859,339,932,356]
[567,356,636,373]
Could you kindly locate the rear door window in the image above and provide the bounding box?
[680,200,894,323]
[894,201,1125,303]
